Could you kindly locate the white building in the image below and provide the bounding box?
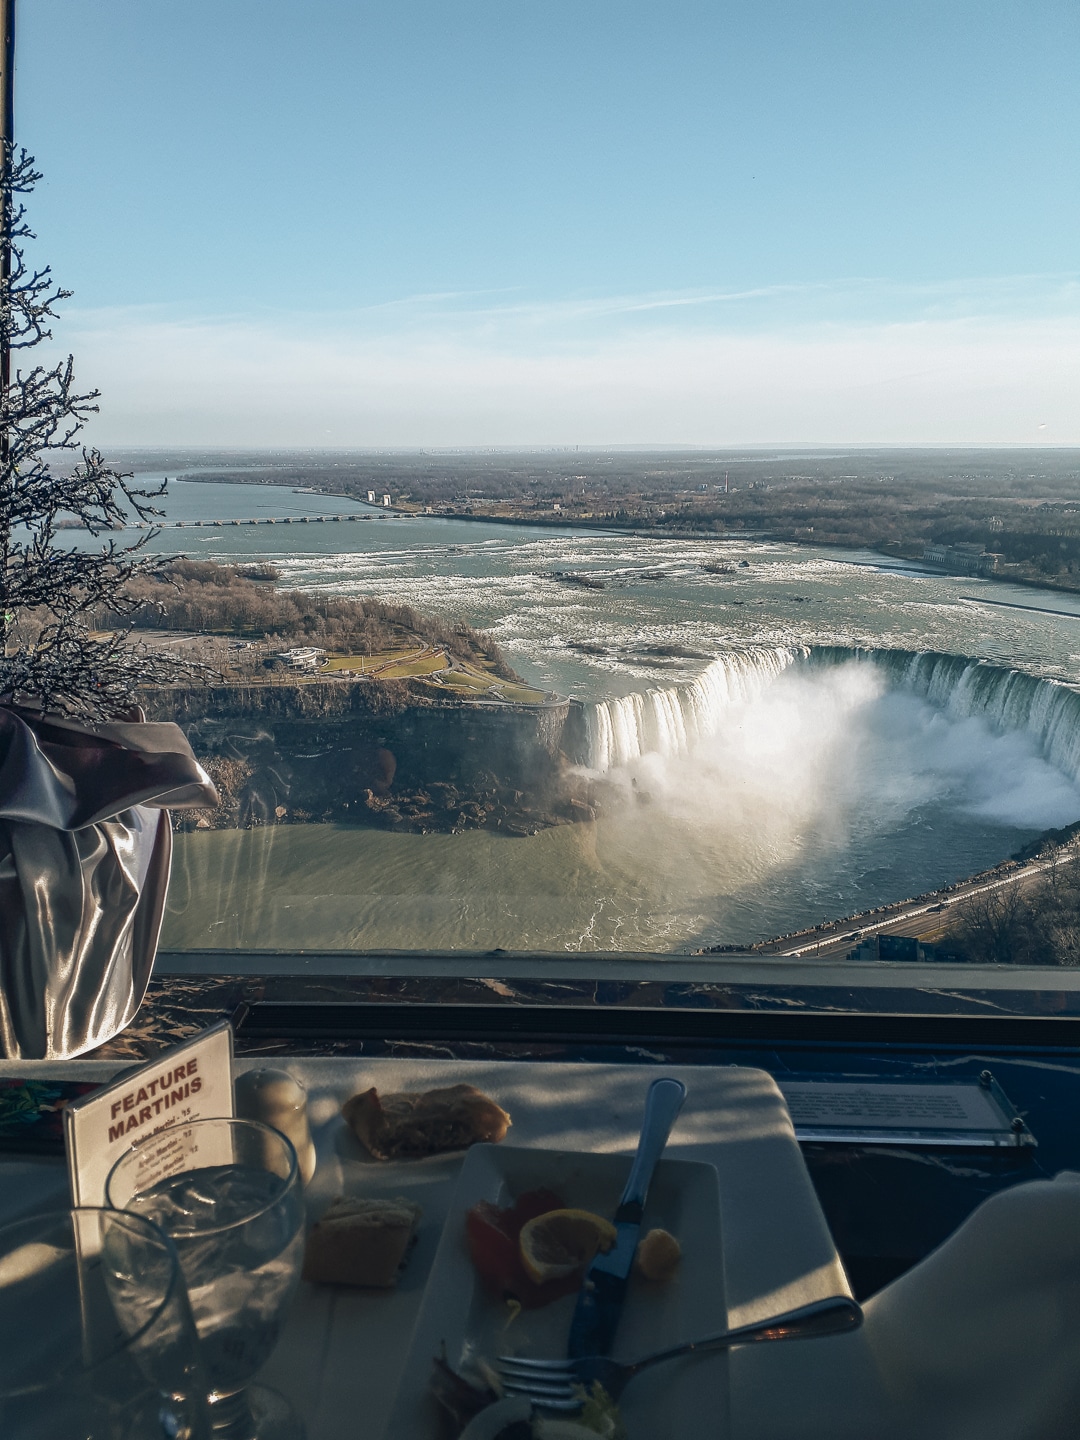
[923,542,1000,576]
[275,647,326,670]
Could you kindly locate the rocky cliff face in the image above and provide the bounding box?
[145,681,593,835]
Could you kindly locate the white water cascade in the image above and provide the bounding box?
[586,643,1080,783]
[811,647,1080,786]
[585,645,808,770]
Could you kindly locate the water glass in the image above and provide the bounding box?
[107,1117,306,1440]
[0,1206,210,1440]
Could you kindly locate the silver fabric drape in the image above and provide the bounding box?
[0,706,217,1059]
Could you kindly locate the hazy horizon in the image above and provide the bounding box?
[103,443,1080,461]
[19,2,1080,449]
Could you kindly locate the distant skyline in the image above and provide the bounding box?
[19,1,1080,447]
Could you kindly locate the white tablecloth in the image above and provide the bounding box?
[0,1056,847,1438]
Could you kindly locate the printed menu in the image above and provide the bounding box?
[65,1020,235,1206]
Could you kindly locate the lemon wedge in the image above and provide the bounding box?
[518,1208,617,1284]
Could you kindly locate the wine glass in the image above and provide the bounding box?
[106,1117,306,1440]
[0,1206,210,1440]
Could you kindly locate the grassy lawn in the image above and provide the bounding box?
[321,647,443,676]
[431,670,547,704]
[376,653,448,679]
[499,683,549,704]
[321,650,402,671]
[123,631,550,703]
[320,647,544,700]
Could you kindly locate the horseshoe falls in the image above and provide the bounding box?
[585,645,1080,788]
[586,646,807,770]
[168,645,1080,955]
[812,648,1080,786]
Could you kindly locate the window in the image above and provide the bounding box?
[23,1,1080,982]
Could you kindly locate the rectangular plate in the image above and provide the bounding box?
[384,1144,728,1440]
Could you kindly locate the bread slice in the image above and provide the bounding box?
[302,1195,422,1288]
[342,1083,511,1161]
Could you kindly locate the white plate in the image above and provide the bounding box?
[384,1143,729,1439]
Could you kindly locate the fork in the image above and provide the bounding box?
[496,1294,862,1410]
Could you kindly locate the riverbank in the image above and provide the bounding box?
[723,818,1080,963]
[242,484,1080,602]
[165,460,1080,602]
[425,512,1080,600]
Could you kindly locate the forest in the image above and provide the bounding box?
[93,559,517,678]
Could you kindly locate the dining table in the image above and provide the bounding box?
[0,1054,850,1439]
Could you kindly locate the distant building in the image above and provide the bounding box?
[849,934,939,962]
[367,490,376,503]
[382,494,391,506]
[553,502,561,512]
[274,647,326,671]
[922,542,1001,576]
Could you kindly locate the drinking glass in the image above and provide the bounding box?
[0,1206,210,1440]
[107,1117,306,1440]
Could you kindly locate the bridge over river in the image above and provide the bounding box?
[132,513,410,529]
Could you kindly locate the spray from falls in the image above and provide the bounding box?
[810,648,1080,786]
[586,645,807,769]
[585,644,1080,784]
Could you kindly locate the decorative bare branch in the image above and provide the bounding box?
[0,143,209,718]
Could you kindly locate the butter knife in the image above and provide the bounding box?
[566,1076,687,1359]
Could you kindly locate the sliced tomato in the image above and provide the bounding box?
[465,1187,585,1309]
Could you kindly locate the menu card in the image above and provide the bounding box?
[65,1020,235,1207]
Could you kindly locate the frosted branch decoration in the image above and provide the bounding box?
[0,142,210,717]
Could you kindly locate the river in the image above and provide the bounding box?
[122,477,1080,954]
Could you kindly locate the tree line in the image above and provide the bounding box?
[92,559,519,678]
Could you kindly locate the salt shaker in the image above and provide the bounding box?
[234,1067,317,1184]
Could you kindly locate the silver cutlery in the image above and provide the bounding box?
[565,1076,687,1358]
[498,1294,863,1410]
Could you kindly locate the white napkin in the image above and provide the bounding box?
[732,1171,1080,1440]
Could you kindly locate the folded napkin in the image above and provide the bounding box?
[0,706,218,1057]
[732,1171,1080,1440]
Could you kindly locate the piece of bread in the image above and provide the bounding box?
[302,1195,422,1288]
[342,1083,511,1161]
[634,1227,681,1281]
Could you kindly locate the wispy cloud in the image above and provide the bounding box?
[47,275,1080,447]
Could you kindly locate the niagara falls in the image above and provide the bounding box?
[145,478,1080,956]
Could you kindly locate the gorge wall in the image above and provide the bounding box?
[148,681,592,835]
[149,646,1080,837]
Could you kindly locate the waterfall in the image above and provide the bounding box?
[586,642,1080,782]
[585,645,807,770]
[810,647,1080,785]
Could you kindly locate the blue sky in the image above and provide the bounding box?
[17,0,1080,446]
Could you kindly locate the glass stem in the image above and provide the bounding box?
[208,1387,258,1440]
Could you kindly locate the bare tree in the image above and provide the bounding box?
[1031,849,1080,967]
[949,850,1080,967]
[952,882,1032,965]
[0,146,203,718]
